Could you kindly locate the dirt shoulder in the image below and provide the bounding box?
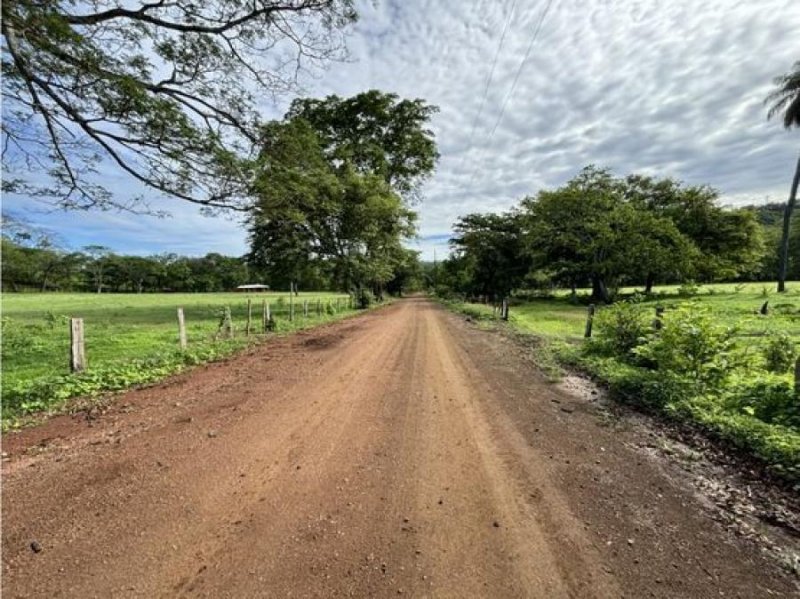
[2,299,797,597]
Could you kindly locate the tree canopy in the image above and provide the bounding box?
[1,0,356,212]
[247,91,436,295]
[440,166,766,303]
[286,90,439,201]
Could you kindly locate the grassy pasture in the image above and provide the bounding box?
[481,282,800,341]
[1,291,353,423]
[445,282,800,483]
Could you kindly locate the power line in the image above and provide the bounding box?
[488,0,555,138]
[466,0,556,189]
[460,0,519,170]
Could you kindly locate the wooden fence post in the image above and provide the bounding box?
[316,299,321,316]
[70,317,86,372]
[219,306,233,339]
[262,300,268,332]
[177,308,187,350]
[303,299,308,318]
[501,298,509,321]
[289,292,294,321]
[246,299,252,336]
[336,297,340,312]
[584,304,595,338]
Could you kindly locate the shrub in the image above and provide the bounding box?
[725,375,799,427]
[355,289,374,309]
[763,332,796,373]
[677,281,700,297]
[589,300,651,359]
[633,304,739,387]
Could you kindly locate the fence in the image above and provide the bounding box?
[66,294,354,373]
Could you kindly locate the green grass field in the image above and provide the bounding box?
[1,291,354,423]
[466,282,800,341]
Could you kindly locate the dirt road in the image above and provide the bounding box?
[2,299,797,597]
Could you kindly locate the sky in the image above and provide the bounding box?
[3,0,799,261]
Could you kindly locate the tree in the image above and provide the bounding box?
[449,212,529,301]
[248,95,430,294]
[765,60,800,292]
[621,174,764,288]
[522,168,704,302]
[83,245,112,293]
[286,90,439,201]
[2,0,356,211]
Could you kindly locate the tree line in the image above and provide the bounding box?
[2,88,438,297]
[439,166,798,303]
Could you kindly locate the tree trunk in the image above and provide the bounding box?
[778,151,800,293]
[645,273,655,295]
[591,275,611,304]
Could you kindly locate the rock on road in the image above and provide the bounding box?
[2,299,796,597]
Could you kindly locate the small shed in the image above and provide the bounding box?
[235,284,270,292]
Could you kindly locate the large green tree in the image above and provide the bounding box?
[522,167,696,302]
[2,0,356,211]
[448,212,529,301]
[765,60,800,291]
[286,90,439,201]
[247,117,418,294]
[622,174,763,285]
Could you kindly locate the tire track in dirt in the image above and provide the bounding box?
[2,299,797,598]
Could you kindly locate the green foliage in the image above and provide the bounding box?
[763,332,797,373]
[3,0,356,210]
[355,289,375,309]
[1,291,355,426]
[248,99,428,295]
[633,304,739,386]
[724,375,799,427]
[589,300,651,359]
[677,281,700,297]
[287,90,440,200]
[448,211,530,300]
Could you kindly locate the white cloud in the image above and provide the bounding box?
[6,0,798,260]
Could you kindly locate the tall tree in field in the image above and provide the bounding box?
[286,90,439,202]
[765,60,800,292]
[2,0,356,212]
[449,212,529,301]
[622,174,763,287]
[248,118,418,294]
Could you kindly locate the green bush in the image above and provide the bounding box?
[763,332,796,373]
[589,300,651,359]
[355,289,374,309]
[677,281,700,297]
[725,375,799,427]
[633,304,739,387]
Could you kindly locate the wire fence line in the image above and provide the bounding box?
[66,294,355,373]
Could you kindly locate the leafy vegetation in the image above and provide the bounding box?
[248,90,436,298]
[1,291,360,427]
[442,166,769,304]
[2,0,356,211]
[443,283,800,483]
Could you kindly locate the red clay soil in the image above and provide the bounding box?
[2,298,797,598]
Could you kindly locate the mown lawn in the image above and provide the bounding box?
[1,291,353,424]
